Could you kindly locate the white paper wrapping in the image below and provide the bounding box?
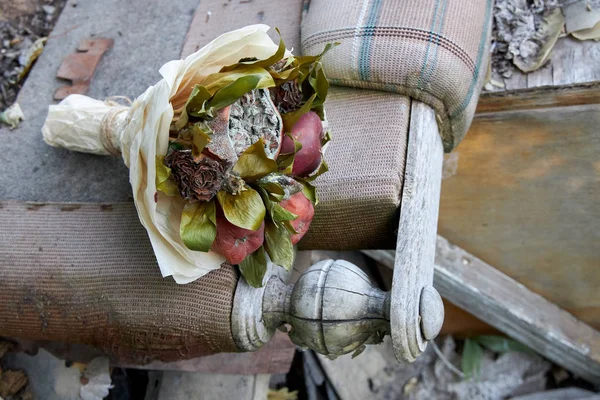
[42,25,283,283]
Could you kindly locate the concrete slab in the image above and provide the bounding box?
[0,0,199,201]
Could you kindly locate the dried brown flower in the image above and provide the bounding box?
[270,80,303,113]
[165,150,225,202]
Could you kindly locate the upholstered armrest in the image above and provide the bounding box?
[301,0,493,151]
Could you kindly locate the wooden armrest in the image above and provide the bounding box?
[232,102,445,362]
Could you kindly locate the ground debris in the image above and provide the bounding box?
[0,368,28,398]
[0,103,25,128]
[0,342,14,360]
[492,0,564,78]
[563,0,600,40]
[268,387,299,400]
[0,0,67,110]
[79,357,112,400]
[409,337,551,400]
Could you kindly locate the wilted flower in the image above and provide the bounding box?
[270,80,303,114]
[165,151,224,202]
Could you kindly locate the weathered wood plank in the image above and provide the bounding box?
[477,82,600,113]
[489,36,600,91]
[390,101,444,362]
[433,236,600,384]
[363,237,600,384]
[363,248,497,337]
[480,37,600,113]
[440,105,600,329]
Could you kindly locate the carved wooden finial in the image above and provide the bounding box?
[232,259,444,360]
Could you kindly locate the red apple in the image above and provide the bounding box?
[281,111,323,177]
[212,215,265,264]
[279,192,315,244]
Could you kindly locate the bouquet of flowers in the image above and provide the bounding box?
[42,25,333,285]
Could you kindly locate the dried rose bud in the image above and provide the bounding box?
[281,111,324,177]
[165,150,225,202]
[270,80,303,114]
[279,192,314,244]
[212,214,265,264]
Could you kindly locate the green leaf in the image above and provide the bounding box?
[204,66,275,95]
[259,180,285,196]
[239,246,269,288]
[321,130,332,147]
[185,84,212,119]
[233,138,278,181]
[295,42,338,84]
[276,134,303,175]
[174,110,189,131]
[308,64,329,108]
[180,201,217,252]
[267,192,284,202]
[281,93,317,132]
[282,219,299,235]
[304,159,328,182]
[272,203,298,224]
[183,68,276,120]
[155,156,178,196]
[264,221,295,270]
[189,123,212,157]
[269,65,300,85]
[474,336,535,356]
[281,55,296,70]
[168,141,186,151]
[207,75,262,113]
[258,173,303,200]
[297,179,318,205]
[221,29,287,71]
[256,186,298,226]
[462,338,483,380]
[217,187,266,231]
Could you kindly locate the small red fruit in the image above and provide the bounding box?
[279,192,315,244]
[212,215,265,265]
[281,111,323,177]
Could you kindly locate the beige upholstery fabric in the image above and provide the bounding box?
[300,86,409,250]
[301,0,493,151]
[0,202,240,364]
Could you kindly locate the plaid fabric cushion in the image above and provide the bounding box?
[301,0,493,151]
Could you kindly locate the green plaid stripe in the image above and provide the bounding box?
[358,0,384,80]
[450,0,493,118]
[419,0,449,89]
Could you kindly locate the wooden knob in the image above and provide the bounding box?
[419,286,444,341]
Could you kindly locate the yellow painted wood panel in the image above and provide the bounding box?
[439,104,600,327]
